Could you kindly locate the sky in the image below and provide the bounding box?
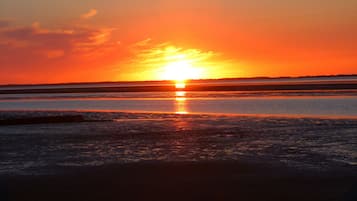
[0,0,356,84]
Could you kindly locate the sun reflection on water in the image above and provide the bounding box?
[175,89,188,114]
[176,91,186,97]
[175,82,186,89]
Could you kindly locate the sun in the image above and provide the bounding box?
[160,53,203,85]
[162,60,201,81]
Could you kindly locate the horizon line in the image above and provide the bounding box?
[1,74,357,87]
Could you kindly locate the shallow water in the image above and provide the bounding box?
[1,77,357,117]
[1,92,357,117]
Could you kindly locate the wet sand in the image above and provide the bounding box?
[1,111,356,201]
[1,162,356,201]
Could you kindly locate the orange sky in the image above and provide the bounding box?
[0,0,356,84]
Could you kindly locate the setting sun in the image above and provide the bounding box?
[159,47,205,82]
[162,59,202,81]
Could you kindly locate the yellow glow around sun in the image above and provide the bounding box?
[122,41,236,82]
[162,60,202,81]
[159,50,204,82]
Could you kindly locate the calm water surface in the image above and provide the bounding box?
[0,91,357,117]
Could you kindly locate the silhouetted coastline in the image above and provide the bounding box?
[1,74,356,88]
[1,82,357,94]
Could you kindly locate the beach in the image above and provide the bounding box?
[0,111,356,200]
[0,77,357,200]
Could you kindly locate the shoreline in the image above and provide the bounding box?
[1,110,357,123]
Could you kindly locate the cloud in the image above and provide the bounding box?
[115,39,237,81]
[132,38,153,48]
[44,49,65,59]
[0,19,11,28]
[132,41,217,66]
[0,20,124,84]
[80,9,98,20]
[0,21,117,58]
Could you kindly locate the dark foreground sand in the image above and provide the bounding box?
[1,162,356,201]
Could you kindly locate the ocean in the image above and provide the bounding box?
[1,76,357,117]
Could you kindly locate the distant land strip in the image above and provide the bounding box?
[1,74,356,88]
[1,83,357,94]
